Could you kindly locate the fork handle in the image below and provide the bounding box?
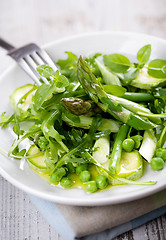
[0,38,15,51]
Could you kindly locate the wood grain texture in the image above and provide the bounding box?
[0,0,166,239]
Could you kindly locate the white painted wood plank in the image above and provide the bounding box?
[0,176,62,240]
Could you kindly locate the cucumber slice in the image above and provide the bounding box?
[27,145,47,170]
[10,84,37,111]
[130,68,166,89]
[92,136,110,164]
[102,150,144,185]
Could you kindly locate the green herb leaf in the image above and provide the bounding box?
[33,83,54,110]
[102,85,126,97]
[148,59,166,78]
[137,44,151,64]
[37,65,54,78]
[53,71,69,89]
[103,54,131,73]
[56,52,78,82]
[153,87,166,100]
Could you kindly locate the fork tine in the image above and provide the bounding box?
[24,55,50,85]
[19,59,41,86]
[37,49,58,72]
[31,52,45,65]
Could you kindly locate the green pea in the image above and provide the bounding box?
[96,175,108,189]
[79,170,91,183]
[50,167,66,183]
[155,148,166,162]
[76,164,87,175]
[66,163,75,173]
[85,181,98,193]
[122,138,135,152]
[60,177,73,188]
[150,157,165,171]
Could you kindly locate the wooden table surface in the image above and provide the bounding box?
[0,0,166,239]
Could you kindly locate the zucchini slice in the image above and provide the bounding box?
[10,84,37,111]
[111,151,144,185]
[92,136,110,164]
[130,68,166,89]
[27,145,47,170]
[102,150,144,185]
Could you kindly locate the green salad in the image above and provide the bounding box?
[1,44,166,193]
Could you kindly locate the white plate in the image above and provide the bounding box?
[0,31,166,206]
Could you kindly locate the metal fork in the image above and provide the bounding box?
[0,38,58,86]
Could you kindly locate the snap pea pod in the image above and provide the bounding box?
[123,92,154,102]
[109,124,129,173]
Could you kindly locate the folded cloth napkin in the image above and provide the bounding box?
[29,188,166,240]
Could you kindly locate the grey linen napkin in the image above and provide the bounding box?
[56,189,166,238]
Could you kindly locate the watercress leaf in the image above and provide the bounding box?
[37,65,54,78]
[137,44,151,64]
[102,85,126,97]
[148,59,166,78]
[103,54,131,73]
[53,71,69,89]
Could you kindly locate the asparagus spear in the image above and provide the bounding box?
[77,56,158,130]
[61,97,100,116]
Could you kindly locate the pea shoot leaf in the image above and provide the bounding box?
[102,85,126,97]
[148,59,166,78]
[137,44,151,65]
[53,71,69,89]
[37,65,54,78]
[103,54,131,73]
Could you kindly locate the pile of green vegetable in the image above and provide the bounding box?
[1,44,166,193]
